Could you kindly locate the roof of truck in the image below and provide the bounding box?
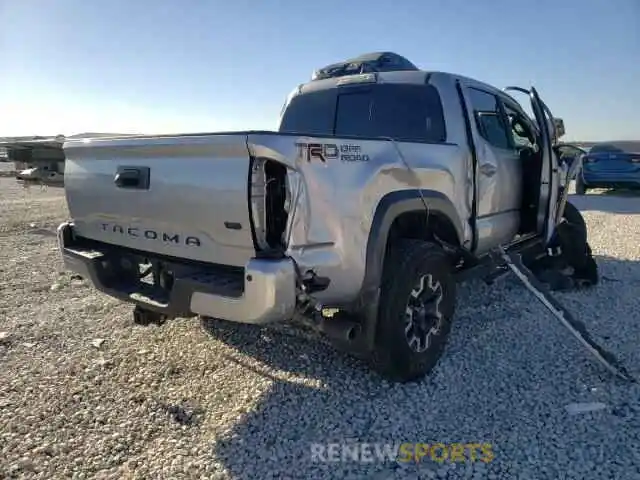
[303,52,514,100]
[299,68,511,102]
[311,51,420,80]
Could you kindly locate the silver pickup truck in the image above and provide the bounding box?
[57,52,597,382]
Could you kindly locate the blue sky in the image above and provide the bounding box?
[1,0,638,140]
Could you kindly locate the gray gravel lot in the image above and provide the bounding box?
[1,174,639,479]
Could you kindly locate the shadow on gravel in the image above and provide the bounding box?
[27,227,57,238]
[569,191,640,214]
[201,317,373,382]
[204,254,640,479]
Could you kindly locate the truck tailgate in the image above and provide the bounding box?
[63,134,256,267]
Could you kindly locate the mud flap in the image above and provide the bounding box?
[497,247,636,383]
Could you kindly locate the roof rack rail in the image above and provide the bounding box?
[311,52,419,81]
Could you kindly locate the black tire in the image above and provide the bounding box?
[370,239,456,383]
[557,202,598,285]
[575,175,588,195]
[562,201,587,243]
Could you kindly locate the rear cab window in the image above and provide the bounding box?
[279,83,447,143]
[278,89,336,136]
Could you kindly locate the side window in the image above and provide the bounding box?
[503,104,535,149]
[334,84,447,143]
[468,88,511,150]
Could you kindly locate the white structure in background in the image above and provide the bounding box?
[0,132,133,185]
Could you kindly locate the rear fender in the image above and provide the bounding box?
[351,189,464,349]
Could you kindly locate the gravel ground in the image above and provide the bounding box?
[1,175,639,479]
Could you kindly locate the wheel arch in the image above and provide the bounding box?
[350,189,464,350]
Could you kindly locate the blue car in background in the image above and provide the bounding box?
[575,143,640,194]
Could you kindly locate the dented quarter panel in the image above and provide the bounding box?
[248,130,472,306]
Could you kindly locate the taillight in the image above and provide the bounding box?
[249,157,290,253]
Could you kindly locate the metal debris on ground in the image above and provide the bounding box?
[154,400,203,426]
[497,247,637,383]
[0,331,11,345]
[565,402,608,415]
[95,357,114,368]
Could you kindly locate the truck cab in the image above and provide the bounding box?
[278,54,564,256]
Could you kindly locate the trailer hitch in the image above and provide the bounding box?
[494,247,636,383]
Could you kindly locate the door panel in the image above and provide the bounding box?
[530,88,559,242]
[503,86,559,242]
[464,86,522,251]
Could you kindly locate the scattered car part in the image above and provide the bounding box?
[497,247,636,383]
[133,305,168,326]
[565,402,608,415]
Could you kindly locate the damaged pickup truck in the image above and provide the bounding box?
[57,52,615,382]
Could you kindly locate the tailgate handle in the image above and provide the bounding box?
[114,166,150,190]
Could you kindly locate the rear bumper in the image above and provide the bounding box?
[56,222,297,324]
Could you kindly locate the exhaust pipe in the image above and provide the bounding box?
[318,312,361,343]
[292,289,361,343]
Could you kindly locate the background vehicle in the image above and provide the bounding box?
[575,142,640,194]
[56,52,596,382]
[0,136,66,183]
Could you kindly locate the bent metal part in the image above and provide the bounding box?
[100,223,201,247]
[496,247,636,383]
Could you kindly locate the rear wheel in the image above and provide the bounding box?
[370,240,456,382]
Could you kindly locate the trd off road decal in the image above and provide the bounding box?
[294,142,338,163]
[295,142,370,163]
[339,144,370,163]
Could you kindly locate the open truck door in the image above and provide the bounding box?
[494,88,636,382]
[534,96,585,237]
[504,86,559,245]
